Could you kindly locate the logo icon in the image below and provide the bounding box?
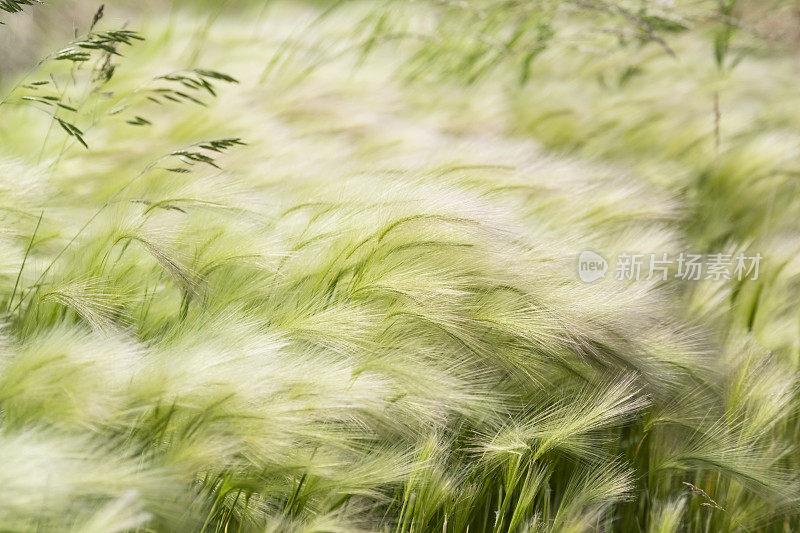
[578,250,607,283]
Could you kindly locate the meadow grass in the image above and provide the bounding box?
[0,1,798,531]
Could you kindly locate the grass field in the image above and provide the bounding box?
[1,1,799,531]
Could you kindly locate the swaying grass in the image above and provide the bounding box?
[0,0,798,531]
